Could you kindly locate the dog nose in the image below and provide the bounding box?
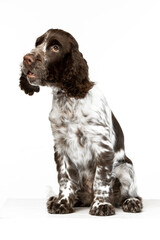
[23,54,34,65]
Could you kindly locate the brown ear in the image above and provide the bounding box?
[19,72,40,96]
[60,48,94,98]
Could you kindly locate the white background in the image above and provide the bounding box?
[0,0,160,238]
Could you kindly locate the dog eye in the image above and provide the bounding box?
[51,45,60,53]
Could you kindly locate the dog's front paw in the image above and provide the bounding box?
[122,197,143,213]
[47,196,74,214]
[89,201,115,216]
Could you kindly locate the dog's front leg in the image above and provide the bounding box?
[47,150,79,214]
[90,149,115,216]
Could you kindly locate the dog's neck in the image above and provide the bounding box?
[51,86,77,109]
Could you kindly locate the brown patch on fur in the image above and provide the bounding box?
[77,174,94,206]
[97,150,114,167]
[111,178,122,207]
[76,129,86,147]
[125,156,133,165]
[54,46,94,98]
[112,112,124,152]
[115,155,133,167]
[67,157,79,183]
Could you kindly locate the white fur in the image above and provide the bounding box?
[60,181,74,201]
[113,149,125,168]
[91,200,112,209]
[31,32,49,58]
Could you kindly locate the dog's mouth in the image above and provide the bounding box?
[22,62,49,86]
[26,70,39,85]
[27,71,36,79]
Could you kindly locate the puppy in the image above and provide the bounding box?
[19,29,142,216]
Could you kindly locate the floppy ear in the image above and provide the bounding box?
[60,47,94,98]
[19,72,40,96]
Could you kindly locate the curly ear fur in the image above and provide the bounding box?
[57,47,94,98]
[19,72,40,96]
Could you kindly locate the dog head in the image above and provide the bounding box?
[19,29,94,98]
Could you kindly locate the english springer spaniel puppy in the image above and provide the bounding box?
[19,29,143,216]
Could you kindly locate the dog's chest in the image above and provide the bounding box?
[49,96,96,166]
[49,87,113,169]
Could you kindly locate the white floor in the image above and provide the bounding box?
[0,199,160,240]
[0,198,160,219]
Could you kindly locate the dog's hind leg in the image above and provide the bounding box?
[113,153,143,213]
